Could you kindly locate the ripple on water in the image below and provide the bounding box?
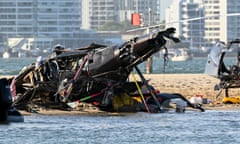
[1,110,240,144]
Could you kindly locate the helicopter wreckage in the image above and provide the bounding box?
[9,28,204,113]
[205,39,240,101]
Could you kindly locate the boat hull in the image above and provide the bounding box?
[2,52,10,59]
[170,55,192,61]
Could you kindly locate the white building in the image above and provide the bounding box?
[203,0,221,44]
[0,0,82,49]
[0,0,81,38]
[81,0,117,30]
[166,0,205,48]
[166,0,240,48]
[205,0,240,43]
[81,0,161,30]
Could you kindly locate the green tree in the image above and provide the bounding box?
[97,21,140,32]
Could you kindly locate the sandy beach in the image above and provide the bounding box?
[140,74,240,102]
[142,74,221,102]
[140,74,240,111]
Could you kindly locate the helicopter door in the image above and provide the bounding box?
[204,44,223,77]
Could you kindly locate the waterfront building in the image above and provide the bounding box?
[0,0,174,54]
[166,0,205,49]
[204,0,240,44]
[81,0,161,30]
[166,0,240,48]
[0,0,82,50]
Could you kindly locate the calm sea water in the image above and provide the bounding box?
[1,110,240,144]
[0,57,236,75]
[0,57,239,144]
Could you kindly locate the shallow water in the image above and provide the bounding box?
[1,110,240,144]
[0,57,236,75]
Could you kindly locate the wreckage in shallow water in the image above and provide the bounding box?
[10,28,204,113]
[0,78,24,123]
[205,39,240,101]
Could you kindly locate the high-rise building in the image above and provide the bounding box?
[117,0,161,26]
[0,0,164,51]
[203,0,221,44]
[166,0,240,48]
[0,0,82,49]
[205,0,240,43]
[81,0,117,30]
[166,0,205,48]
[81,0,161,30]
[0,0,81,38]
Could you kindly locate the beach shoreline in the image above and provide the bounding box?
[18,104,240,116]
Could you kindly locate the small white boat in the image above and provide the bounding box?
[2,51,10,59]
[170,48,192,61]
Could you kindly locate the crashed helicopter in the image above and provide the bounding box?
[205,39,240,99]
[10,27,204,113]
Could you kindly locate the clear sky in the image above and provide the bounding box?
[160,0,173,21]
